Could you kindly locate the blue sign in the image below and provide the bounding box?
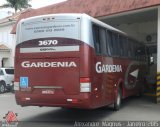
[20,77,28,88]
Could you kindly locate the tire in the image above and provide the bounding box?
[114,88,122,111]
[0,83,5,93]
[11,85,15,93]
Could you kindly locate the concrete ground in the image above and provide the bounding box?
[0,92,160,127]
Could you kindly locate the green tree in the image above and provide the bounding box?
[0,0,32,13]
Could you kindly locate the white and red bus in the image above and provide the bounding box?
[14,13,147,110]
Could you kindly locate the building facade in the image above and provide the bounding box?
[0,9,31,67]
[0,15,16,67]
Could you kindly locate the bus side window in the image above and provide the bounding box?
[127,39,132,58]
[99,28,107,55]
[131,40,135,59]
[112,33,119,56]
[119,35,125,57]
[107,31,113,56]
[120,35,128,58]
[133,42,138,60]
[134,43,138,60]
[92,25,101,54]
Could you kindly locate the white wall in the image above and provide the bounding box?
[0,23,16,67]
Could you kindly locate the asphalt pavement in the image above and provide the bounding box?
[0,92,160,127]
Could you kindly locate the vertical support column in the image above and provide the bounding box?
[156,6,160,103]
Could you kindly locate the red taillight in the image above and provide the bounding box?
[80,78,91,83]
[80,78,91,92]
[72,99,78,104]
[67,99,78,104]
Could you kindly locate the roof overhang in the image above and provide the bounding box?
[11,0,160,34]
[99,6,158,26]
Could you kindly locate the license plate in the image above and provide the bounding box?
[42,89,55,94]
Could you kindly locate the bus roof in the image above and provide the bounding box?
[19,13,126,35]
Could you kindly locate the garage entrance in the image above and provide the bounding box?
[98,7,159,103]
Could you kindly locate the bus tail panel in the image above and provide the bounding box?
[17,58,80,95]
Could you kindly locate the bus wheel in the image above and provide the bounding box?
[114,88,122,111]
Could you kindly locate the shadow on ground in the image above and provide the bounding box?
[18,96,150,127]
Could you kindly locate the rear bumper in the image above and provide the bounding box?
[15,91,93,109]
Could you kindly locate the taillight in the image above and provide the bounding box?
[67,99,78,104]
[80,78,91,92]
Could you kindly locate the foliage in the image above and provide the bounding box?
[0,0,32,12]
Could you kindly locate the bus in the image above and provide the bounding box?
[14,13,147,110]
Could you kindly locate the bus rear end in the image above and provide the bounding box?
[14,14,93,109]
